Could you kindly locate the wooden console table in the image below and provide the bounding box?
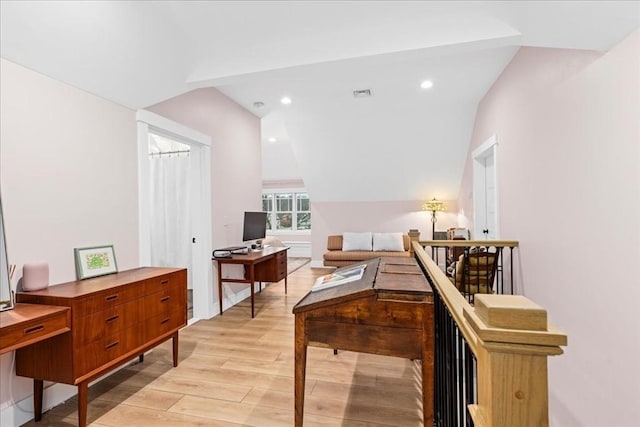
[0,303,70,355]
[213,246,288,318]
[15,267,187,427]
[292,257,434,427]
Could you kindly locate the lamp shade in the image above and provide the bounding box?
[422,198,445,213]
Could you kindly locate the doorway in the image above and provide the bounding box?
[472,135,499,240]
[148,134,193,316]
[137,110,214,321]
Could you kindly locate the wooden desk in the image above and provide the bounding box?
[15,267,187,427]
[213,246,288,318]
[0,303,70,355]
[292,257,434,427]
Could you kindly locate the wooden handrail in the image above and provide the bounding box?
[413,240,567,427]
[420,240,519,247]
[413,241,479,355]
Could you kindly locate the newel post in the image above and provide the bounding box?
[408,229,420,255]
[463,295,567,427]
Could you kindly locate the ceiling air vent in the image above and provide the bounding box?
[353,89,372,98]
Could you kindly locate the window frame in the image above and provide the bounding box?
[262,189,311,233]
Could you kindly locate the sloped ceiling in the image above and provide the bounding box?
[1,1,638,202]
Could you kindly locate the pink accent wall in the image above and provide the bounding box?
[458,31,640,426]
[311,200,459,263]
[0,59,138,409]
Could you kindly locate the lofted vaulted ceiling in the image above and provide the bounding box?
[1,1,638,202]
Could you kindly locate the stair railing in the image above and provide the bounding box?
[413,242,567,427]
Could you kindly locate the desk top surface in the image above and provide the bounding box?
[213,246,288,263]
[0,303,70,329]
[293,257,432,314]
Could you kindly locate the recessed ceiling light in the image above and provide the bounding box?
[280,96,292,105]
[268,137,277,143]
[420,80,433,89]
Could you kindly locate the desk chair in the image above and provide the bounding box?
[453,250,499,299]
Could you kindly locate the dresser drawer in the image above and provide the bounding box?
[145,310,186,342]
[277,257,286,273]
[75,298,143,345]
[144,285,186,320]
[144,271,186,295]
[75,284,144,316]
[0,306,70,354]
[75,326,144,375]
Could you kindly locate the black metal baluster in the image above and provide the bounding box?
[510,246,514,294]
[457,329,464,425]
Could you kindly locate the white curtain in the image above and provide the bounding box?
[149,153,192,287]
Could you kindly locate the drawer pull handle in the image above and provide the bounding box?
[161,296,170,303]
[105,341,119,350]
[160,318,170,324]
[105,315,119,323]
[161,280,169,285]
[105,295,119,302]
[24,325,45,335]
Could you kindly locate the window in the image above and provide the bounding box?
[296,193,311,230]
[263,191,311,231]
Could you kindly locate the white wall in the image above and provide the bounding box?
[458,32,640,426]
[0,58,138,413]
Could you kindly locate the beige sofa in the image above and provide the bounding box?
[323,234,412,267]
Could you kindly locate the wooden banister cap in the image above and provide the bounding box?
[475,294,547,331]
[463,295,567,349]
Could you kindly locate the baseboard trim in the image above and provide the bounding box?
[221,285,253,313]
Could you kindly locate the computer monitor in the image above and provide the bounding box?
[242,211,267,246]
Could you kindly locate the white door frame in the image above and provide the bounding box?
[472,134,499,240]
[136,110,214,320]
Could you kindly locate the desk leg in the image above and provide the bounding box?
[294,313,307,427]
[78,381,88,427]
[33,379,43,421]
[248,264,256,318]
[217,261,224,315]
[285,273,288,294]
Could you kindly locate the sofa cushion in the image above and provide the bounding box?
[327,235,343,251]
[324,250,411,262]
[372,232,404,252]
[342,232,373,251]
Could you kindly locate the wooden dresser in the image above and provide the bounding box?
[15,267,187,427]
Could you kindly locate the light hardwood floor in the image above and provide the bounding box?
[22,265,423,426]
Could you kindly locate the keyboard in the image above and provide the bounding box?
[219,246,246,252]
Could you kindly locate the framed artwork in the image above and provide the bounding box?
[74,245,118,280]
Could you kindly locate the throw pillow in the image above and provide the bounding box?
[342,232,373,251]
[372,232,404,252]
